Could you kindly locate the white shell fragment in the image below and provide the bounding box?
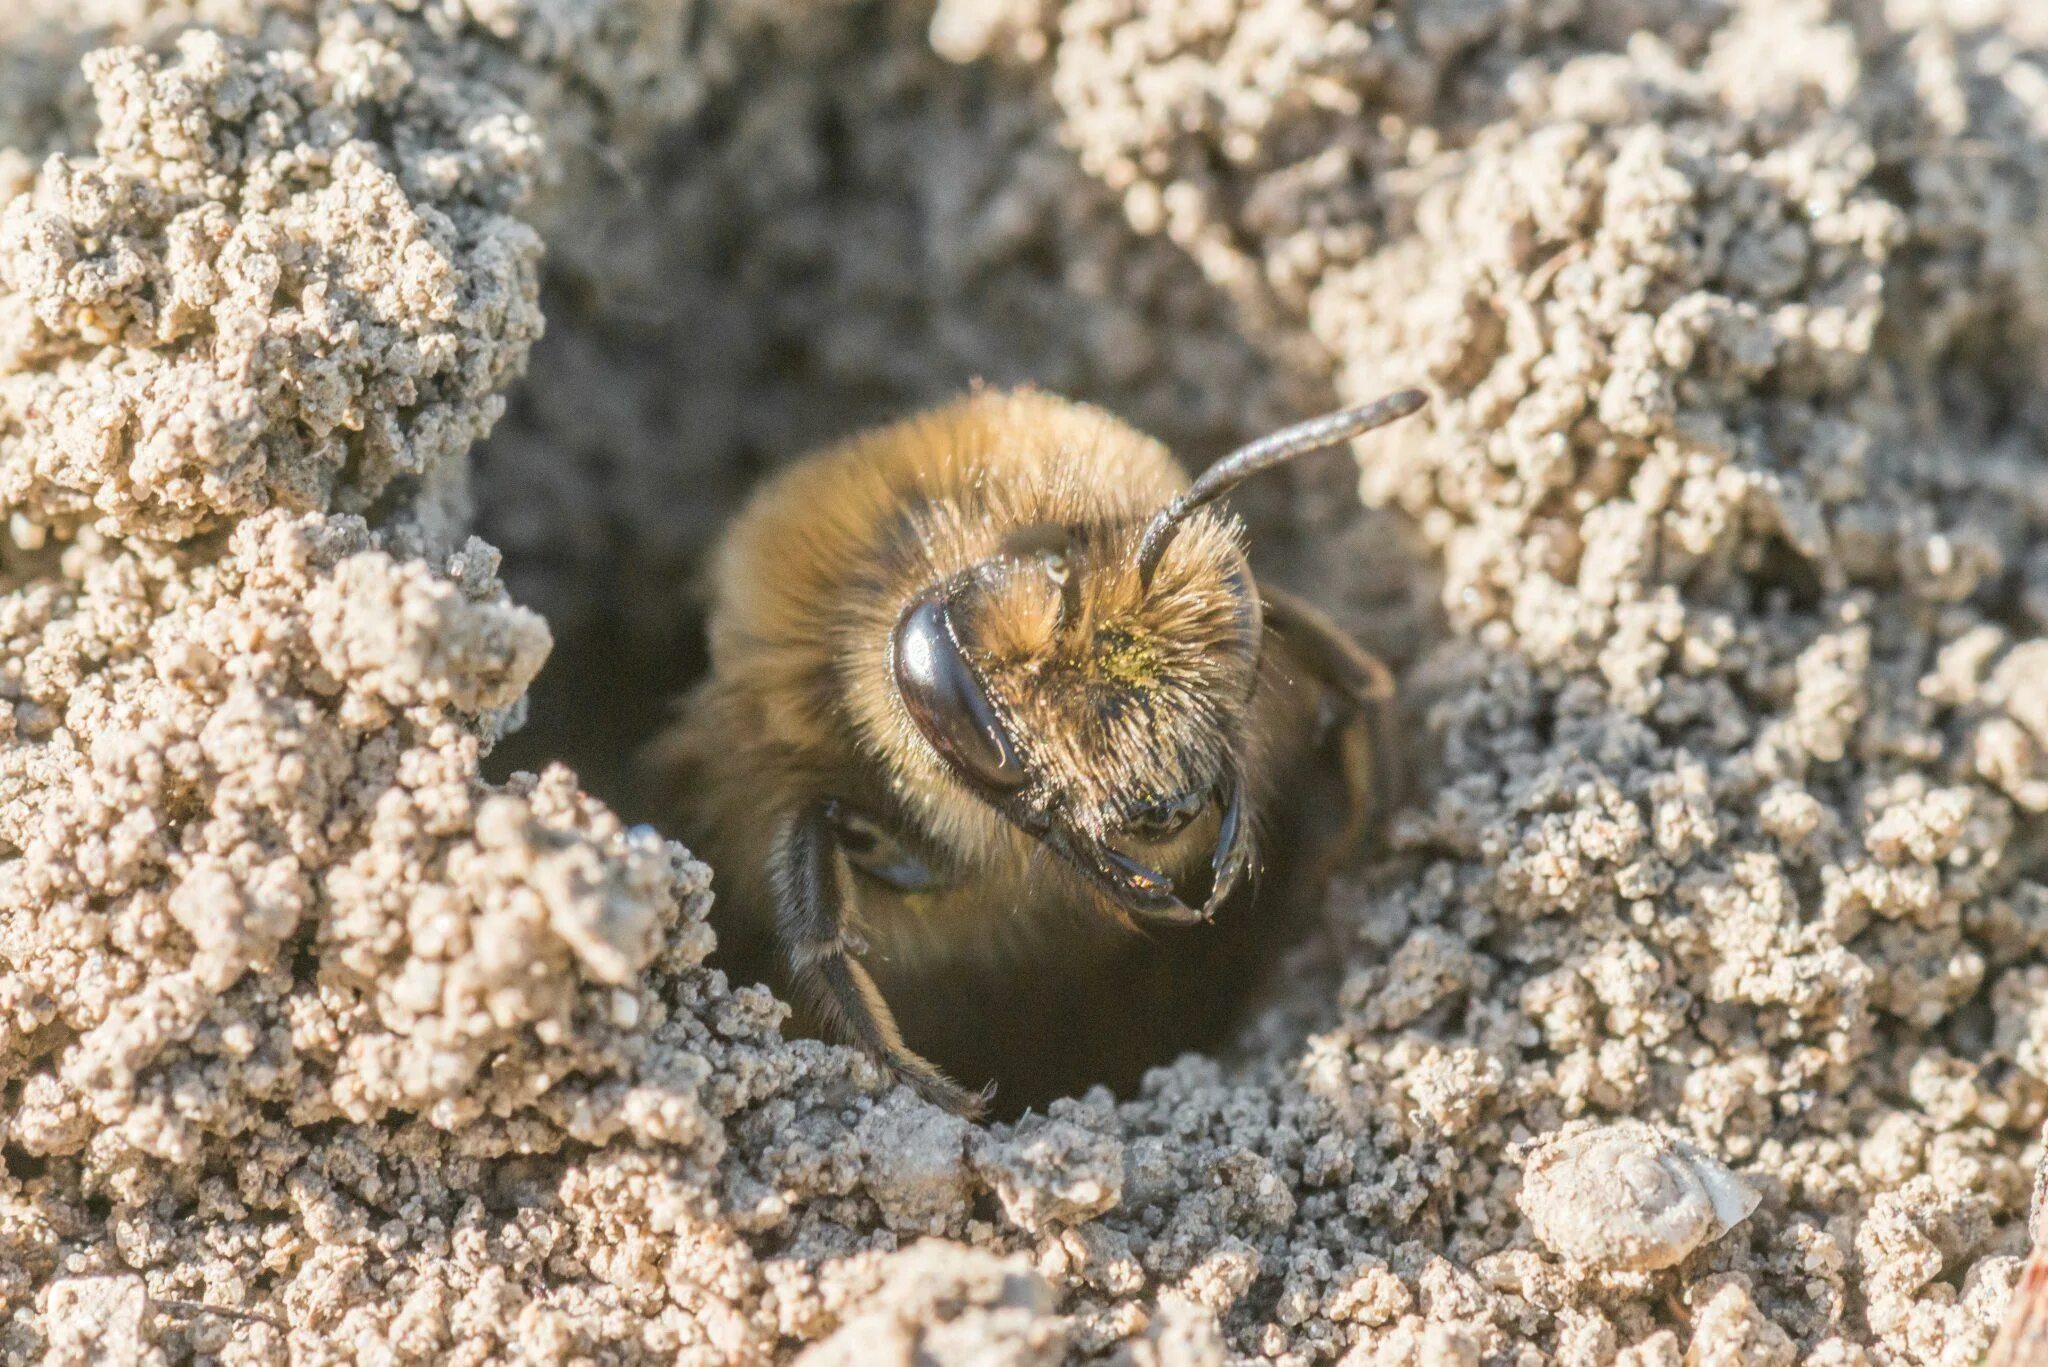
[1517,1121,1761,1272]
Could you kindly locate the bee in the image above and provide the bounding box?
[646,386,1426,1115]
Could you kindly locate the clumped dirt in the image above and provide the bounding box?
[3,0,2047,1362]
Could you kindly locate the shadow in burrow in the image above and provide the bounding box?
[474,28,1445,1116]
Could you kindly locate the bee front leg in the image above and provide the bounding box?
[1261,586,1403,868]
[770,800,991,1118]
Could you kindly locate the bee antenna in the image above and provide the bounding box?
[1134,389,1428,591]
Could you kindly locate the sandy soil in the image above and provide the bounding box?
[2,0,2047,1362]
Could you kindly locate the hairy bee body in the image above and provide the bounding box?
[649,387,1414,1112]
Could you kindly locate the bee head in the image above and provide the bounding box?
[892,511,1259,924]
[888,388,1425,925]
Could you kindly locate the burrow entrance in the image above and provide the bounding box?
[475,39,1438,1115]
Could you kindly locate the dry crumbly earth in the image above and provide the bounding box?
[2,0,2048,1363]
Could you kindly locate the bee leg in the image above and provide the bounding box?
[771,801,992,1118]
[1261,586,1402,870]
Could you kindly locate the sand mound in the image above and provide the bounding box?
[3,0,2046,1361]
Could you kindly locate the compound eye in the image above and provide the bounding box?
[1124,787,1205,843]
[892,595,1028,795]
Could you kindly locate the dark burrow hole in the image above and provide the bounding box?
[474,41,1439,1117]
[481,398,1434,1119]
[480,514,1433,1116]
